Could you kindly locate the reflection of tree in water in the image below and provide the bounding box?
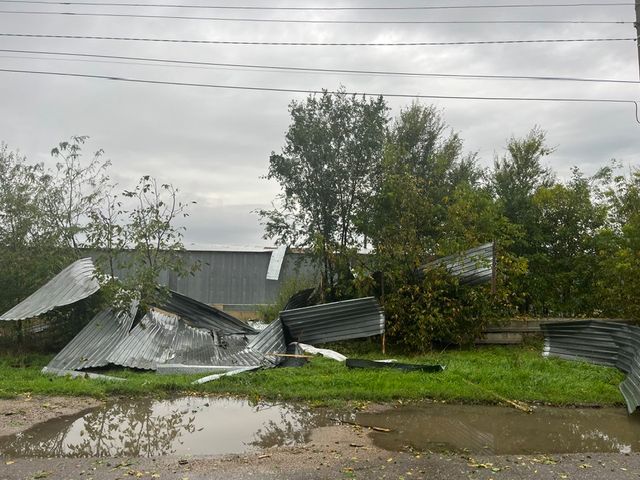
[248,402,332,449]
[0,398,196,457]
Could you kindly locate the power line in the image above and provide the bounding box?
[0,9,632,24]
[4,47,640,85]
[0,67,637,113]
[0,33,634,46]
[0,1,634,10]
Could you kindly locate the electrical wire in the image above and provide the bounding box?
[3,47,640,85]
[0,1,634,10]
[0,9,632,24]
[0,33,634,46]
[0,67,638,107]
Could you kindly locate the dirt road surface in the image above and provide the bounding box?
[2,396,640,480]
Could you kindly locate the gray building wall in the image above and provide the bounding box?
[107,249,318,308]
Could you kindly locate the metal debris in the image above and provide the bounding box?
[107,310,180,370]
[279,297,385,345]
[293,343,347,362]
[160,290,257,335]
[45,302,138,371]
[0,258,100,321]
[542,320,640,414]
[192,366,261,385]
[266,244,287,281]
[345,358,445,372]
[422,243,495,286]
[41,367,125,382]
[283,288,317,310]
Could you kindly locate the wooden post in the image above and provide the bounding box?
[491,240,497,295]
[381,272,386,354]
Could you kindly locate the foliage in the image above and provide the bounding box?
[0,138,196,319]
[0,143,79,313]
[259,88,388,300]
[89,176,198,312]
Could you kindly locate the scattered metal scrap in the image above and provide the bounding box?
[345,358,445,373]
[1,258,390,383]
[0,258,100,321]
[542,320,640,414]
[422,242,495,286]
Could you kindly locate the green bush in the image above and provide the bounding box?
[383,269,506,351]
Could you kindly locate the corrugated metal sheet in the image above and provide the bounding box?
[0,258,100,321]
[266,245,287,281]
[423,243,494,286]
[279,297,385,345]
[45,303,138,371]
[247,318,287,356]
[542,320,640,414]
[283,288,317,310]
[107,311,180,370]
[160,290,256,335]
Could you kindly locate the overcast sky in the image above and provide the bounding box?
[0,0,638,247]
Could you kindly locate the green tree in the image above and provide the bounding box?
[527,169,606,315]
[492,126,555,253]
[260,88,388,299]
[592,164,640,318]
[361,105,520,349]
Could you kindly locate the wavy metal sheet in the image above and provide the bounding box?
[423,243,494,286]
[542,320,640,413]
[0,258,100,321]
[45,303,138,371]
[160,290,256,335]
[107,311,180,370]
[279,297,385,345]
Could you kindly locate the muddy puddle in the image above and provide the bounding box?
[361,403,640,455]
[2,399,640,458]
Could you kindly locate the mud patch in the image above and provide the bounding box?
[0,396,102,436]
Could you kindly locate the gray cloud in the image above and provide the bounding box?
[0,0,638,246]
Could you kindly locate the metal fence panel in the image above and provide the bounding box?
[542,320,640,414]
[279,297,385,345]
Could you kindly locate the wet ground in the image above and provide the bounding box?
[2,397,640,458]
[2,396,640,479]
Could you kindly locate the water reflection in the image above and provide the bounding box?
[0,397,333,458]
[4,400,640,458]
[358,404,640,454]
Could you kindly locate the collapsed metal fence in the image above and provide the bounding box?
[542,320,640,414]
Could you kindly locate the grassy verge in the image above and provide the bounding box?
[0,344,625,407]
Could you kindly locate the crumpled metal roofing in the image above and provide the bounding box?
[45,303,138,371]
[283,288,317,311]
[279,297,385,345]
[542,320,640,414]
[160,290,256,335]
[422,243,495,286]
[0,258,100,321]
[107,310,180,370]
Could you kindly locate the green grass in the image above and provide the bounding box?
[0,344,626,407]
